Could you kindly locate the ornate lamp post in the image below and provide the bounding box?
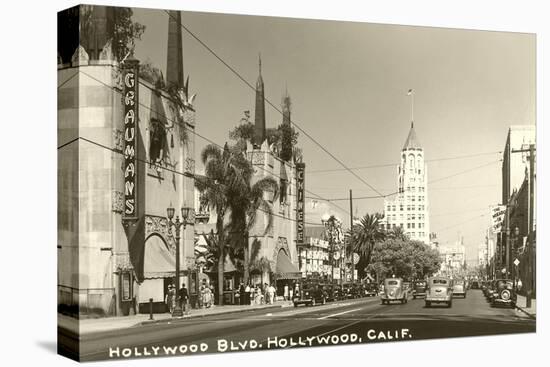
[167,203,192,317]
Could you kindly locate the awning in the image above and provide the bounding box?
[274,251,301,280]
[143,235,176,279]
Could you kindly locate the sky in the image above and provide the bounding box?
[132,7,535,264]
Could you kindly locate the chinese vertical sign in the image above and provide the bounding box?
[296,163,305,245]
[123,60,139,220]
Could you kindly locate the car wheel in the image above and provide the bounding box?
[425,301,431,307]
[322,297,326,305]
[447,301,452,308]
[413,295,416,299]
[311,299,316,306]
[294,302,298,308]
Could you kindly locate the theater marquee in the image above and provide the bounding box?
[123,59,139,220]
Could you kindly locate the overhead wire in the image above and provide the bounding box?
[163,10,385,198]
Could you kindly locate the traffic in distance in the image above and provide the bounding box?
[291,275,518,309]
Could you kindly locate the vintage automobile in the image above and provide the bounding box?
[425,277,453,308]
[470,280,480,290]
[364,283,379,297]
[412,280,428,299]
[491,279,517,308]
[452,278,467,298]
[323,283,344,302]
[344,282,365,299]
[381,278,409,304]
[485,280,498,301]
[293,283,328,307]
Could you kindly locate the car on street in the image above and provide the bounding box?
[342,283,360,299]
[470,280,480,289]
[425,276,453,308]
[364,283,379,297]
[412,280,427,299]
[491,279,517,308]
[293,284,328,307]
[452,278,467,298]
[381,278,409,304]
[322,284,339,302]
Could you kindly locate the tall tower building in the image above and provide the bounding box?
[382,121,430,244]
[253,56,266,147]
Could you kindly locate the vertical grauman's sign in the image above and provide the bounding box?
[296,163,305,244]
[123,59,139,219]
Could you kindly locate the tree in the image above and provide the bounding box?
[226,170,278,285]
[367,239,441,280]
[387,226,409,241]
[348,213,386,279]
[57,6,145,63]
[195,143,250,305]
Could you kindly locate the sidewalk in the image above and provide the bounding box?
[59,301,293,336]
[515,294,536,318]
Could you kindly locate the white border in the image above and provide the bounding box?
[1,1,546,367]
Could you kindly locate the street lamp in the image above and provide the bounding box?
[167,203,192,317]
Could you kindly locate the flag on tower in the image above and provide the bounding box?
[407,89,413,95]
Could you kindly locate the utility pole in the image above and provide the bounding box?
[349,189,354,283]
[511,144,536,307]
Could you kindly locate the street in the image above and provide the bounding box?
[60,289,534,362]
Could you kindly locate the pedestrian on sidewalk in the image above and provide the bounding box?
[203,286,213,308]
[283,284,289,301]
[178,283,189,314]
[245,282,252,305]
[165,284,176,314]
[239,282,245,305]
[267,283,276,304]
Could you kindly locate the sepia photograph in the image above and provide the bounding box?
[55,2,537,363]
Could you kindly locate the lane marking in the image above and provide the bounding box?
[317,308,362,320]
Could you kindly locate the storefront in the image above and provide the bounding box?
[273,249,301,297]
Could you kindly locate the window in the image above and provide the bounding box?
[392,205,396,211]
[407,214,411,220]
[411,214,416,220]
[387,224,391,230]
[412,196,415,202]
[407,223,411,229]
[280,179,287,205]
[400,204,404,211]
[411,223,415,228]
[387,205,391,211]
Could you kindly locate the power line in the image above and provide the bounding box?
[428,160,501,184]
[308,151,502,174]
[57,71,79,89]
[315,159,501,201]
[76,68,351,216]
[61,69,350,218]
[163,10,385,198]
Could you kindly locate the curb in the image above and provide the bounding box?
[515,305,536,319]
[138,304,285,326]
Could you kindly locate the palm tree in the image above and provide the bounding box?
[387,225,409,241]
[195,143,250,305]
[348,213,386,279]
[226,165,278,285]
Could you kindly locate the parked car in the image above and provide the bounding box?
[364,283,379,297]
[452,278,467,298]
[322,284,339,302]
[293,284,328,307]
[412,280,427,299]
[425,277,453,308]
[381,278,409,304]
[342,283,358,299]
[491,279,517,308]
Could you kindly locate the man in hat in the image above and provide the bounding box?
[178,283,189,311]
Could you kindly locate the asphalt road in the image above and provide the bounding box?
[59,289,535,362]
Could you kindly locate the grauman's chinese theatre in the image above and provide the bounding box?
[58,7,197,316]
